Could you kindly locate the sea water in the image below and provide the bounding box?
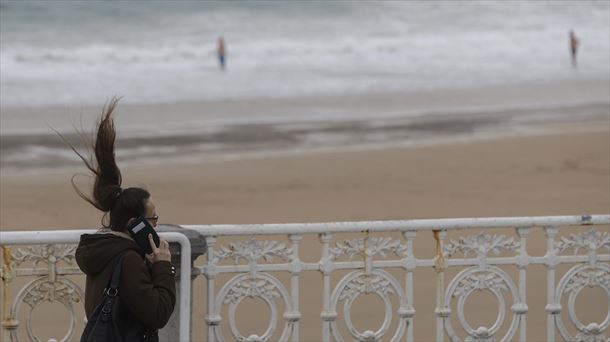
[1,1,609,172]
[1,1,608,109]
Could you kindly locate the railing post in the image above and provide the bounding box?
[157,226,207,342]
[1,246,17,342]
[433,230,449,342]
[515,227,530,342]
[544,227,560,342]
[288,234,303,341]
[402,230,417,342]
[319,233,334,342]
[203,236,219,342]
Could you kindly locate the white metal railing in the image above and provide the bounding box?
[184,215,610,342]
[0,231,191,342]
[1,215,609,342]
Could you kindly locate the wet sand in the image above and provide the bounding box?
[2,79,609,175]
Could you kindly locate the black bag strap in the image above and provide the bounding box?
[101,255,125,316]
[108,254,125,292]
[81,254,127,342]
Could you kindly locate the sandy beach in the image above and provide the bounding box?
[1,119,608,341]
[2,2,609,341]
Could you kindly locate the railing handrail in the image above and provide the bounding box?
[182,214,609,236]
[1,216,608,242]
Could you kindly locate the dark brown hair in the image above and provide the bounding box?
[59,98,150,231]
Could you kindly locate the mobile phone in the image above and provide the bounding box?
[127,216,160,254]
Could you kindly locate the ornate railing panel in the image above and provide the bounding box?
[1,215,609,341]
[0,231,191,342]
[187,215,610,342]
[1,244,84,342]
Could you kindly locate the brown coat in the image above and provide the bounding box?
[75,231,176,332]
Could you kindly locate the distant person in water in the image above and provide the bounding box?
[217,36,226,70]
[569,30,579,68]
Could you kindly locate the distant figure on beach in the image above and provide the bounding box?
[569,30,579,68]
[59,98,176,341]
[217,36,226,70]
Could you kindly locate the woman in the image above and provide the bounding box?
[70,99,176,341]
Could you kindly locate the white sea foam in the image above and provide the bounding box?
[1,1,608,109]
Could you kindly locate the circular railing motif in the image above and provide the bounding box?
[10,277,84,342]
[555,263,610,342]
[444,266,520,342]
[329,269,407,342]
[215,272,293,342]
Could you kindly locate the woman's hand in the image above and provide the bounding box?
[145,234,172,263]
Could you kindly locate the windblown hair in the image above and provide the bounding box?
[59,98,150,231]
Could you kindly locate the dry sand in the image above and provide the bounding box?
[2,122,608,227]
[1,122,609,341]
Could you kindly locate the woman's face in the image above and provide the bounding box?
[144,198,159,228]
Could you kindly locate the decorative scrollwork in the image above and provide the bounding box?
[214,238,292,264]
[214,273,294,342]
[555,264,610,342]
[10,277,85,342]
[464,326,495,342]
[574,323,607,342]
[330,237,407,260]
[330,238,363,259]
[556,229,610,254]
[329,269,408,342]
[339,274,394,302]
[11,244,77,268]
[22,279,81,308]
[564,269,610,295]
[444,266,521,342]
[3,244,84,342]
[443,233,519,257]
[453,272,508,298]
[224,277,281,305]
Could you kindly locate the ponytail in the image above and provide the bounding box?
[58,98,150,231]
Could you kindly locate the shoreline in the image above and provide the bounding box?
[1,79,609,175]
[2,116,608,178]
